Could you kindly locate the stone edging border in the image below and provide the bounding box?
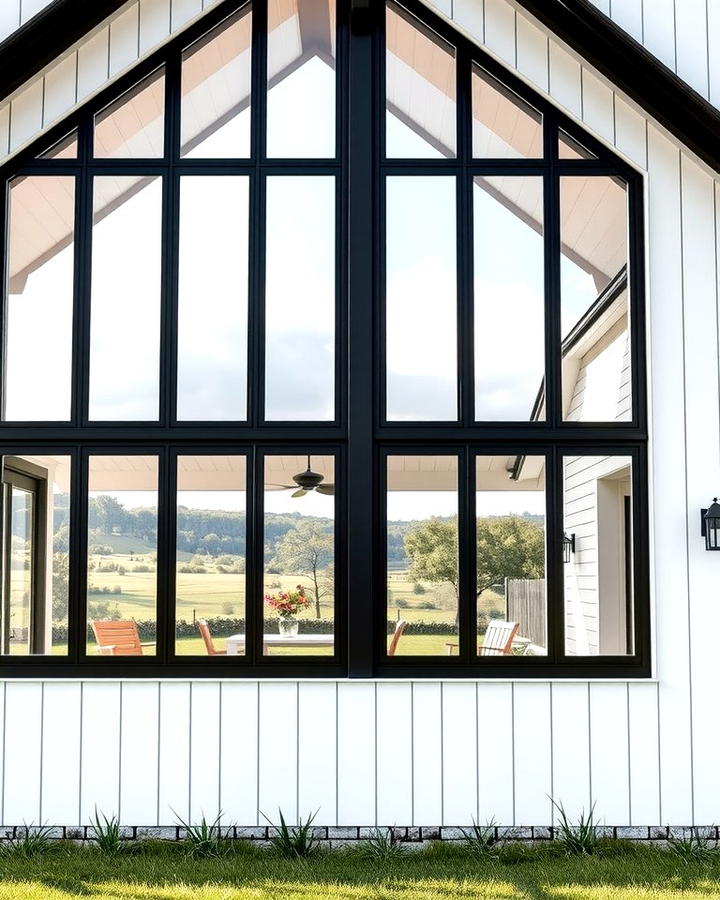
[1,825,715,845]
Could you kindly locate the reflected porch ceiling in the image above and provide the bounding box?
[8,0,624,295]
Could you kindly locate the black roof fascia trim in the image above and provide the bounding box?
[517,0,720,172]
[0,0,127,104]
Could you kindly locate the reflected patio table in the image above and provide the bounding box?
[226,634,334,655]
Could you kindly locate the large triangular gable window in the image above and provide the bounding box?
[0,0,648,677]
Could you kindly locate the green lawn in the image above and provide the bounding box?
[0,841,718,900]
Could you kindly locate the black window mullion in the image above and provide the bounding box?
[544,120,561,430]
[73,448,90,662]
[458,445,473,663]
[246,447,262,666]
[162,50,181,427]
[156,446,173,664]
[76,119,93,428]
[546,446,562,664]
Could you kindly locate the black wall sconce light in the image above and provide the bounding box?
[701,499,720,551]
[563,532,576,563]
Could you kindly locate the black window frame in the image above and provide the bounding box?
[0,0,649,678]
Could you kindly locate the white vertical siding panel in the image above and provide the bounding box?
[442,683,477,825]
[484,0,516,67]
[140,0,171,56]
[189,682,221,822]
[589,684,630,824]
[551,684,590,821]
[590,0,610,14]
[120,683,159,826]
[548,42,582,120]
[158,682,190,824]
[0,3,20,43]
[20,0,52,22]
[610,0,643,44]
[110,4,140,77]
[614,96,647,170]
[452,0,483,44]
[513,684,551,824]
[580,69,614,145]
[220,682,259,826]
[628,683,661,825]
[515,14,549,94]
[258,683,297,825]
[376,683,412,825]
[682,159,720,825]
[476,683,513,825]
[0,106,9,157]
[708,0,720,109]
[41,683,81,825]
[647,126,692,825]
[642,0,676,72]
[81,683,121,823]
[298,683,336,826]
[674,0,709,98]
[337,683,375,825]
[9,80,43,152]
[171,0,202,31]
[3,684,42,825]
[77,27,110,102]
[411,682,442,826]
[43,54,78,128]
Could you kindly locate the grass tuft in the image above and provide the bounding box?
[90,808,134,855]
[173,811,233,859]
[355,827,406,861]
[264,809,319,859]
[667,828,719,863]
[459,818,499,857]
[551,798,599,855]
[0,824,56,858]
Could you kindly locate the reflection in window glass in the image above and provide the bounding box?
[386,176,457,421]
[475,455,546,656]
[263,455,335,656]
[559,130,597,160]
[175,456,246,656]
[564,455,633,656]
[387,455,457,655]
[267,0,336,157]
[474,176,544,420]
[89,176,162,421]
[177,177,249,421]
[87,456,158,656]
[561,176,630,422]
[386,2,456,158]
[4,176,75,421]
[265,176,335,420]
[472,66,542,158]
[39,131,78,159]
[1,455,70,656]
[94,69,165,158]
[181,9,252,158]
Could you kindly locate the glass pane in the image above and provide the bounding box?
[177,176,249,421]
[560,175,630,422]
[267,0,336,158]
[89,176,162,421]
[559,130,597,160]
[8,487,33,655]
[476,455,546,656]
[474,176,544,421]
[386,176,457,421]
[4,175,75,421]
[386,455,458,656]
[263,455,335,656]
[1,455,70,656]
[472,66,542,158]
[564,455,634,656]
[175,456,246,656]
[265,176,335,420]
[94,69,165,158]
[181,9,252,158]
[386,2,456,158]
[87,455,158,656]
[39,131,78,159]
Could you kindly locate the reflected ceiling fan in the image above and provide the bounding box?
[266,455,335,498]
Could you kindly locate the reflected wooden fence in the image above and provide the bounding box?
[506,578,546,647]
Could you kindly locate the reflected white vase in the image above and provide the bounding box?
[278,617,299,637]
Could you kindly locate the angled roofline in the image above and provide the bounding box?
[1,0,720,172]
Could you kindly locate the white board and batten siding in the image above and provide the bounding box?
[0,0,717,828]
